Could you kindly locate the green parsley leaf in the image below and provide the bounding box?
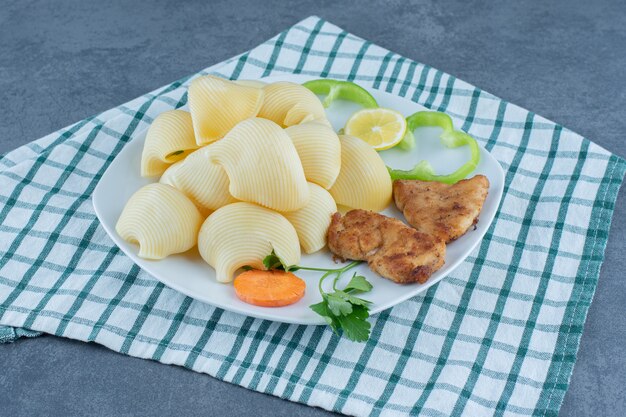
[310,301,340,334]
[334,290,371,307]
[262,250,300,271]
[262,251,284,270]
[325,293,353,316]
[344,273,373,293]
[336,304,371,342]
[297,259,373,342]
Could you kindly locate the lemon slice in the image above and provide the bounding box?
[344,108,407,151]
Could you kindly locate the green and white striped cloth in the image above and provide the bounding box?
[1,16,624,417]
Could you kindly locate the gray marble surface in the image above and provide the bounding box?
[1,1,624,416]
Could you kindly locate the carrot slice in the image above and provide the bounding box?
[234,270,306,307]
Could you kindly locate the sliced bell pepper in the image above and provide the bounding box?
[396,129,415,151]
[303,79,378,109]
[387,111,480,184]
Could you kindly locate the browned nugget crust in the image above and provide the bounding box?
[327,210,445,284]
[393,175,489,243]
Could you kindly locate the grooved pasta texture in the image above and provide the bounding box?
[140,110,198,177]
[259,81,327,127]
[210,118,310,212]
[159,146,237,215]
[115,183,203,259]
[198,202,300,283]
[283,182,337,254]
[188,75,264,145]
[285,121,341,189]
[329,134,392,211]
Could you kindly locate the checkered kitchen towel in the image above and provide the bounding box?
[1,16,624,417]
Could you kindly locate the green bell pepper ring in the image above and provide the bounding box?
[387,111,480,184]
[396,129,415,151]
[303,79,379,109]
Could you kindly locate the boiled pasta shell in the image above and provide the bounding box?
[258,82,326,127]
[188,75,264,145]
[140,110,198,177]
[329,135,392,212]
[159,146,237,215]
[234,79,267,88]
[115,183,203,259]
[285,121,341,189]
[283,183,337,254]
[209,118,310,212]
[198,202,300,283]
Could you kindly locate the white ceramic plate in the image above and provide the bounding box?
[93,74,504,325]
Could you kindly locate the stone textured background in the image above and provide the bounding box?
[1,1,624,416]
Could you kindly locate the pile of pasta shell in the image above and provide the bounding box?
[116,75,392,283]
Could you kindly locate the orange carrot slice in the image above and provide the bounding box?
[234,270,306,307]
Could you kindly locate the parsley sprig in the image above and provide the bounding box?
[261,252,373,342]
